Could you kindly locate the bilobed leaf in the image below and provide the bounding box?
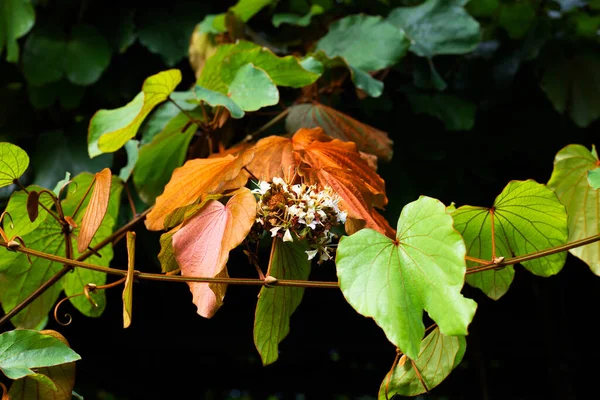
[286,102,394,161]
[227,64,279,111]
[172,188,257,318]
[123,231,135,328]
[195,86,244,119]
[407,93,476,131]
[77,168,112,253]
[8,330,77,400]
[254,238,311,365]
[0,0,35,63]
[145,152,253,231]
[547,144,600,275]
[0,142,29,187]
[245,136,297,182]
[88,69,182,157]
[387,0,481,57]
[0,329,80,380]
[336,196,477,359]
[378,328,466,397]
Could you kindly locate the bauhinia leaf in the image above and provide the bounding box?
[336,196,477,359]
[285,103,394,161]
[547,144,600,275]
[7,330,77,400]
[172,188,257,318]
[453,180,568,299]
[88,69,182,157]
[0,329,80,380]
[378,328,466,397]
[77,168,112,253]
[123,231,135,328]
[145,152,253,231]
[0,142,29,187]
[254,238,311,365]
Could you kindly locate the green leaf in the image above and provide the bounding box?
[28,80,86,110]
[387,0,480,57]
[0,0,35,63]
[547,144,600,275]
[407,93,476,131]
[254,238,311,365]
[311,51,383,97]
[158,228,179,273]
[133,110,200,204]
[2,185,55,238]
[539,50,600,128]
[227,64,279,111]
[88,69,182,158]
[0,142,29,187]
[272,4,324,27]
[498,2,536,39]
[205,0,275,32]
[22,25,111,86]
[588,168,600,190]
[139,91,197,145]
[466,0,499,18]
[52,172,70,196]
[118,140,139,182]
[195,86,244,119]
[336,196,477,359]
[0,330,80,380]
[453,180,568,299]
[316,14,408,72]
[378,328,466,397]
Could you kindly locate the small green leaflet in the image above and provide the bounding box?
[2,185,54,239]
[548,144,600,275]
[0,142,29,188]
[195,86,244,119]
[227,64,279,112]
[336,196,477,360]
[0,329,80,380]
[52,172,71,196]
[254,238,311,365]
[200,0,275,33]
[88,69,182,158]
[378,328,466,397]
[0,0,36,63]
[453,180,568,300]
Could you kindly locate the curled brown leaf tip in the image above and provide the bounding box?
[54,295,79,326]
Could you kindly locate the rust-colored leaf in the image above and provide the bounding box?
[77,168,112,253]
[172,188,257,318]
[291,127,332,150]
[145,151,254,231]
[26,191,40,222]
[286,102,394,161]
[245,135,297,182]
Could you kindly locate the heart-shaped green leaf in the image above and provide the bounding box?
[336,195,477,359]
[378,327,466,397]
[547,144,600,275]
[0,0,35,63]
[254,238,311,365]
[227,64,279,111]
[0,142,29,188]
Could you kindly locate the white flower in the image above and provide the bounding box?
[283,229,293,242]
[306,249,318,260]
[252,181,271,195]
[270,227,281,237]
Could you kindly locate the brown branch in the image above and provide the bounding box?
[242,107,290,143]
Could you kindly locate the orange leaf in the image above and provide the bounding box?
[245,136,297,182]
[172,188,257,318]
[145,152,253,231]
[291,127,332,150]
[77,168,112,253]
[286,102,393,161]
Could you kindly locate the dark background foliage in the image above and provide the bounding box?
[1,0,600,399]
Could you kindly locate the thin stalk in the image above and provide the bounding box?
[70,176,95,220]
[243,107,290,143]
[13,179,62,224]
[168,96,202,125]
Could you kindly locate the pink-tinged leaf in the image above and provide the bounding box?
[76,168,112,253]
[172,188,257,318]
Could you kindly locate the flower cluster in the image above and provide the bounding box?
[251,177,347,263]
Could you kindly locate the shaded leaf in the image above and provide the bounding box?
[407,93,476,131]
[195,86,244,119]
[254,238,311,365]
[158,226,180,273]
[52,172,71,196]
[227,63,279,111]
[88,69,182,157]
[123,231,135,328]
[0,142,29,188]
[547,144,600,275]
[118,140,139,182]
[498,2,536,39]
[378,328,466,397]
[172,188,257,318]
[202,0,275,33]
[286,102,393,161]
[145,152,253,231]
[189,29,218,79]
[139,91,197,145]
[0,329,80,380]
[336,196,477,359]
[272,4,324,27]
[77,168,112,253]
[0,0,35,63]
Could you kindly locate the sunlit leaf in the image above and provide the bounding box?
[195,86,244,119]
[245,135,297,182]
[0,329,80,380]
[286,102,394,161]
[189,29,218,79]
[588,168,600,190]
[254,238,311,365]
[336,196,477,359]
[547,144,600,275]
[0,0,35,63]
[172,188,257,318]
[145,152,253,231]
[0,142,29,188]
[8,330,77,400]
[378,328,466,397]
[3,187,54,240]
[77,168,112,253]
[123,232,135,328]
[407,94,476,131]
[139,91,197,145]
[52,172,71,196]
[387,0,481,57]
[227,64,279,111]
[88,69,182,157]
